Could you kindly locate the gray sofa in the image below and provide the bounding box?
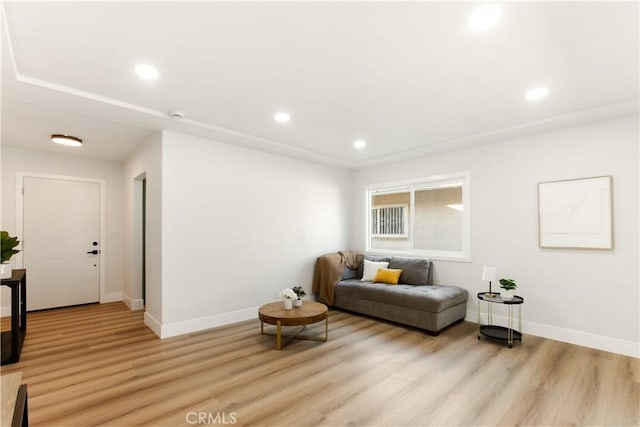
[332,256,468,335]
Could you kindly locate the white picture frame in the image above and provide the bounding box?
[538,176,613,249]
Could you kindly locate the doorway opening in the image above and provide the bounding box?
[142,177,146,306]
[132,173,147,310]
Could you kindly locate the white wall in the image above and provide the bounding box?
[157,130,351,337]
[351,115,639,357]
[0,146,125,310]
[123,132,163,333]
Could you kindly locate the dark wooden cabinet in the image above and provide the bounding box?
[1,269,27,365]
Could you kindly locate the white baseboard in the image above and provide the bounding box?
[144,311,162,337]
[122,294,145,311]
[101,292,123,303]
[466,309,639,359]
[2,293,123,315]
[5,299,634,358]
[158,307,259,339]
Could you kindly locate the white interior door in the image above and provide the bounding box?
[22,176,101,310]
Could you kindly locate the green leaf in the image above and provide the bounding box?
[1,231,21,263]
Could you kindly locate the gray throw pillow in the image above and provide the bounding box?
[388,257,431,285]
[341,266,360,280]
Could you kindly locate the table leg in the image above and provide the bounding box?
[518,305,522,342]
[11,283,19,360]
[276,320,282,350]
[488,301,492,325]
[324,317,328,342]
[477,300,481,338]
[507,305,513,348]
[20,274,26,331]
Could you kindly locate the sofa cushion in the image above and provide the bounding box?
[336,280,467,313]
[361,260,389,281]
[341,266,360,280]
[356,255,391,278]
[365,255,392,262]
[388,257,431,286]
[373,268,403,285]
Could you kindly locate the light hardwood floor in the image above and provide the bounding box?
[1,302,638,426]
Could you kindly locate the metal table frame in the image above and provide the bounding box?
[477,292,523,348]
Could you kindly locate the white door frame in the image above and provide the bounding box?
[16,172,107,304]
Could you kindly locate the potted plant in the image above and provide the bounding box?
[280,288,297,310]
[291,286,306,307]
[1,231,20,279]
[499,278,517,300]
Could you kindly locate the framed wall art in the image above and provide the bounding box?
[538,176,613,249]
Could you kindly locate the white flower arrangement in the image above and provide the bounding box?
[281,288,297,300]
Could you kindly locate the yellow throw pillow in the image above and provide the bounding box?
[373,268,403,285]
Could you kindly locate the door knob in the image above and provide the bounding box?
[87,250,100,255]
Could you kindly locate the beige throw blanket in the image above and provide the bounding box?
[312,251,362,305]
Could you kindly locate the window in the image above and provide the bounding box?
[365,172,470,261]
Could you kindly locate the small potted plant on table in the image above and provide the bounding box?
[291,286,306,307]
[499,278,517,300]
[1,231,20,279]
[281,288,297,310]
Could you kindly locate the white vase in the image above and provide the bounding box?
[283,299,293,310]
[501,289,515,300]
[294,298,303,308]
[0,262,11,280]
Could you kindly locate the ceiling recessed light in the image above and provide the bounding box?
[51,134,83,147]
[468,4,503,31]
[525,86,549,101]
[274,112,291,123]
[353,139,367,149]
[134,63,159,80]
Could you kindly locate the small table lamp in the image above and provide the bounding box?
[482,265,497,297]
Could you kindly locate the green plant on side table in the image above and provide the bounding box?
[1,230,21,279]
[499,278,517,300]
[291,286,306,307]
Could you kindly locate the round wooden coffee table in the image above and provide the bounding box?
[258,301,328,350]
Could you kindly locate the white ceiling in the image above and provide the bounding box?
[1,2,638,167]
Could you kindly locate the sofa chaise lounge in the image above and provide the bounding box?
[314,253,468,335]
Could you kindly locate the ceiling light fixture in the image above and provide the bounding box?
[274,112,291,123]
[468,4,503,31]
[525,86,549,101]
[134,63,159,80]
[353,140,367,149]
[51,134,83,147]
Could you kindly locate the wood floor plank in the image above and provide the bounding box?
[1,302,638,426]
